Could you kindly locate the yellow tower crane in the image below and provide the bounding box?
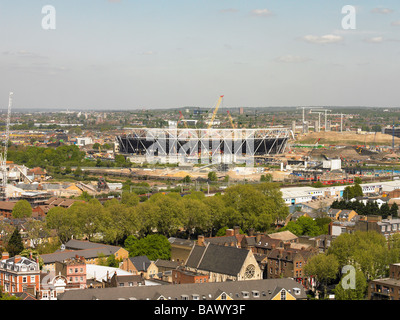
[207,95,224,130]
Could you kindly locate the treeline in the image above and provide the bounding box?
[331,199,399,218]
[46,183,289,246]
[7,144,132,173]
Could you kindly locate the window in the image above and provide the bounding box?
[31,276,35,283]
[220,293,227,300]
[75,268,78,273]
[242,291,249,298]
[280,290,286,300]
[252,291,260,298]
[192,294,199,300]
[22,276,27,283]
[80,268,83,273]
[181,295,189,300]
[119,283,124,287]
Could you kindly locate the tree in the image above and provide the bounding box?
[280,216,321,237]
[208,171,218,182]
[260,174,273,182]
[380,202,391,219]
[182,175,192,184]
[149,194,186,237]
[46,206,78,244]
[12,200,32,219]
[74,166,83,178]
[182,198,211,237]
[333,269,367,300]
[6,228,24,257]
[121,192,140,207]
[328,231,394,280]
[304,253,339,299]
[124,234,171,260]
[390,202,399,218]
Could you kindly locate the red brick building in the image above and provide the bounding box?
[55,255,87,289]
[0,252,40,296]
[172,268,209,285]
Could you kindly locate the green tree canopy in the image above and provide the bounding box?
[6,228,24,257]
[124,234,171,260]
[12,200,32,219]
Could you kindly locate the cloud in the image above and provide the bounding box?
[391,21,400,26]
[2,50,48,59]
[141,51,157,55]
[250,9,273,17]
[302,34,343,44]
[275,55,311,63]
[371,8,394,14]
[364,36,384,43]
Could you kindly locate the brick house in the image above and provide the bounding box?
[55,255,87,289]
[0,252,40,296]
[105,273,145,288]
[120,256,158,279]
[169,237,195,265]
[369,263,400,300]
[266,244,317,288]
[0,201,16,219]
[40,240,129,271]
[171,268,209,284]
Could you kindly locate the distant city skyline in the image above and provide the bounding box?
[1,1,400,110]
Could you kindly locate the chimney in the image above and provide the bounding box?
[284,242,291,250]
[2,252,9,260]
[197,235,205,246]
[255,232,262,244]
[14,255,21,264]
[248,228,255,236]
[225,229,234,237]
[29,251,33,260]
[233,226,240,236]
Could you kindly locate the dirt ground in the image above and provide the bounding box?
[295,131,400,146]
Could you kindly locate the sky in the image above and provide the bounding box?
[0,0,400,110]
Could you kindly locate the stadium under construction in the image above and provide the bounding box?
[115,128,292,164]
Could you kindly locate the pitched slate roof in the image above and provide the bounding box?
[41,246,121,264]
[186,243,250,277]
[129,256,151,272]
[64,239,121,252]
[58,278,307,300]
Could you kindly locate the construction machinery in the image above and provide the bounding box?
[207,95,224,130]
[178,111,189,129]
[227,110,235,129]
[0,92,12,198]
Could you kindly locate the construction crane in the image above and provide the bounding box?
[178,111,189,129]
[0,92,12,196]
[207,95,224,130]
[227,110,235,129]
